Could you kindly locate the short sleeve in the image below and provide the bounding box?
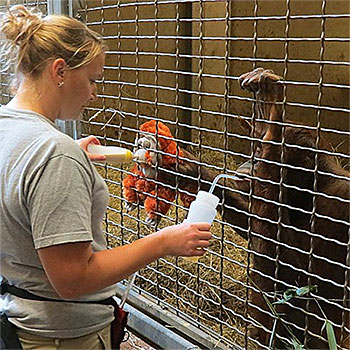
[27,155,94,249]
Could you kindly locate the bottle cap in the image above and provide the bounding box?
[196,191,220,208]
[122,149,133,162]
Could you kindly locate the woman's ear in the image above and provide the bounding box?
[51,58,67,86]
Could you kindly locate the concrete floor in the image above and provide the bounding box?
[120,331,156,350]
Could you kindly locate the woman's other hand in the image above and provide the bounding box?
[76,136,106,162]
[157,222,212,257]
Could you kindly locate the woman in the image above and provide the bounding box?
[0,6,211,349]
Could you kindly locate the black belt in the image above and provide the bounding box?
[0,283,114,305]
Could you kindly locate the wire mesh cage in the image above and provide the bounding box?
[79,1,349,349]
[1,0,349,349]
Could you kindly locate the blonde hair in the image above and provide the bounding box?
[0,5,107,88]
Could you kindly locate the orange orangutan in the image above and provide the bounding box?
[122,120,197,225]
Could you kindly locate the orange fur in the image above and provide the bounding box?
[140,120,183,166]
[123,120,193,223]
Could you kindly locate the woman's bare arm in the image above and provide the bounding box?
[38,222,211,299]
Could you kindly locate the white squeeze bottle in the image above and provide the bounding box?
[87,144,133,164]
[184,191,220,263]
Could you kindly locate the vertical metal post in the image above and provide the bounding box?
[306,0,327,345]
[245,0,259,346]
[220,0,230,340]
[47,0,68,15]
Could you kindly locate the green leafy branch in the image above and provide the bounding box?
[249,279,337,349]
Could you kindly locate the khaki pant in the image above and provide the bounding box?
[16,325,111,350]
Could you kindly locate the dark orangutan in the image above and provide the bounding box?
[236,68,349,349]
[181,68,349,348]
[123,68,349,348]
[178,68,349,348]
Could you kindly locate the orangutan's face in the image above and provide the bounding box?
[132,134,161,179]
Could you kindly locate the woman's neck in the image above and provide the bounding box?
[7,78,57,122]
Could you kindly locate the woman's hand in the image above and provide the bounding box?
[76,136,106,162]
[157,222,212,257]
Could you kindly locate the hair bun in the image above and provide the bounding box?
[0,4,106,89]
[1,5,43,45]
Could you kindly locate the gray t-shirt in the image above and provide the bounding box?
[0,106,116,338]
